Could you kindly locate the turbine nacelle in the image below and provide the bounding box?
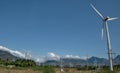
[104,16,118,21]
[104,16,110,21]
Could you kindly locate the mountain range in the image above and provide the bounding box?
[0,47,120,67]
[41,56,120,67]
[0,50,20,61]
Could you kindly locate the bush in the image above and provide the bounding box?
[15,59,36,67]
[96,70,118,73]
[77,65,96,70]
[104,71,118,73]
[43,65,55,73]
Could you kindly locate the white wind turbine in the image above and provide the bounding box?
[23,50,31,60]
[91,4,118,71]
[25,51,30,60]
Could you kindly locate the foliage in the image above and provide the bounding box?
[96,70,119,73]
[77,65,120,73]
[0,59,14,66]
[42,65,55,73]
[15,59,36,67]
[77,65,96,70]
[0,58,36,67]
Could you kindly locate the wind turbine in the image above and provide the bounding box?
[60,56,64,72]
[90,4,118,71]
[25,51,30,60]
[23,49,31,60]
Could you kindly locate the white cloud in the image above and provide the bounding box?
[47,52,60,58]
[35,52,60,63]
[35,53,87,63]
[36,57,46,63]
[46,52,60,61]
[64,55,80,59]
[0,46,25,58]
[80,56,89,60]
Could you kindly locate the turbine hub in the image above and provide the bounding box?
[104,16,110,21]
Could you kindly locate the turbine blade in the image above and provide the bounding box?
[90,4,104,20]
[108,17,118,21]
[101,22,104,40]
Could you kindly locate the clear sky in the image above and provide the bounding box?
[0,0,120,59]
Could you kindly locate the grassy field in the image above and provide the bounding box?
[0,66,120,73]
[0,67,41,73]
[0,67,93,73]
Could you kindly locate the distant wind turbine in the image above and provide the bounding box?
[24,50,31,60]
[91,4,118,71]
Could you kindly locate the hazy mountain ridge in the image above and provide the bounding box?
[88,56,108,65]
[0,46,120,67]
[0,46,25,58]
[0,50,20,60]
[41,56,120,67]
[113,55,120,65]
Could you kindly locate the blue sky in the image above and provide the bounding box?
[0,0,120,59]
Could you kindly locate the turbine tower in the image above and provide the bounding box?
[91,4,118,71]
[60,56,64,72]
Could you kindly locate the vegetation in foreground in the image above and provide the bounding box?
[0,59,120,73]
[0,65,120,73]
[0,66,120,73]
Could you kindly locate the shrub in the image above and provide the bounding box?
[43,65,55,73]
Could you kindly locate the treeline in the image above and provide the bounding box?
[0,59,36,67]
[77,65,120,71]
[103,65,120,71]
